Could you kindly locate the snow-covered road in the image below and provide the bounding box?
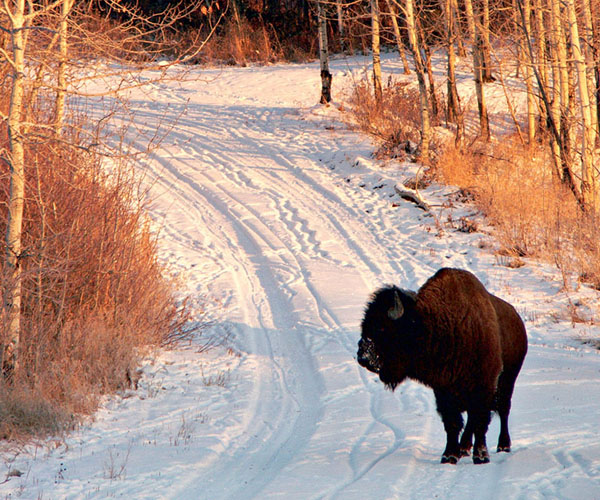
[2,56,599,499]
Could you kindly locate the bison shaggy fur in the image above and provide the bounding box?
[357,268,528,464]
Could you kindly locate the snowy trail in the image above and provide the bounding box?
[1,56,599,499]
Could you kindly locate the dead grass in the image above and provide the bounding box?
[347,79,444,161]
[433,138,600,290]
[346,75,600,299]
[191,17,314,65]
[347,80,422,158]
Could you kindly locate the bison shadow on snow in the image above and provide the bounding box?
[357,267,528,464]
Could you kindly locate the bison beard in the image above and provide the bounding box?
[357,268,528,464]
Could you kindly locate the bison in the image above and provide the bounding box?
[357,268,527,464]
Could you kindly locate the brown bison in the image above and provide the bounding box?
[357,268,527,464]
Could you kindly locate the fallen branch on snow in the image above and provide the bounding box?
[394,185,431,211]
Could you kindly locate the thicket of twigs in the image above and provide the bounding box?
[347,80,600,296]
[0,73,189,441]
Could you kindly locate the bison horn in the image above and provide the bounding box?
[388,291,404,320]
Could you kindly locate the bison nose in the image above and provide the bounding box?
[357,341,370,367]
[357,354,370,368]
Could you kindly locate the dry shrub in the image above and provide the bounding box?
[347,79,433,159]
[0,90,189,440]
[434,138,600,289]
[184,17,313,65]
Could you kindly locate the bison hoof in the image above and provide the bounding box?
[441,454,459,465]
[497,445,511,453]
[459,446,472,458]
[473,452,490,464]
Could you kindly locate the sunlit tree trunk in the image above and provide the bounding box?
[317,1,332,103]
[56,0,74,135]
[520,0,535,143]
[386,0,411,74]
[474,29,490,139]
[581,0,598,145]
[371,0,383,101]
[463,0,475,43]
[481,0,494,81]
[566,0,596,208]
[533,0,548,129]
[3,0,27,380]
[336,1,346,53]
[404,0,431,159]
[465,0,489,138]
[445,0,464,143]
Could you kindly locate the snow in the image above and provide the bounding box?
[2,54,600,499]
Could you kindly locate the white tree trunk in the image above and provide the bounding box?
[463,0,475,44]
[404,0,431,159]
[3,0,27,379]
[56,0,74,135]
[336,1,345,53]
[371,0,383,100]
[386,0,411,74]
[446,0,463,142]
[566,0,596,208]
[580,0,598,145]
[521,0,535,143]
[317,2,332,103]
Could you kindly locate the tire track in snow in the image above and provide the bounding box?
[134,102,429,497]
[121,80,505,499]
[145,157,325,498]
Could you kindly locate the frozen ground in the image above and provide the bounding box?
[1,54,599,499]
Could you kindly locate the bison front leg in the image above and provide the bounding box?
[435,390,464,464]
[459,415,473,458]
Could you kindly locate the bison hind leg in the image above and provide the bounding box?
[495,368,520,453]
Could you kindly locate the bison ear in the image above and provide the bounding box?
[387,291,404,320]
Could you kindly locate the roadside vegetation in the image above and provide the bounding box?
[0,1,199,440]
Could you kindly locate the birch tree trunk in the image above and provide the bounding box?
[591,0,600,145]
[445,0,464,143]
[566,0,596,208]
[463,0,475,44]
[386,0,411,74]
[336,1,345,53]
[533,0,548,129]
[464,0,489,138]
[371,0,383,101]
[474,30,490,138]
[404,0,431,159]
[520,0,536,143]
[481,0,494,82]
[3,0,27,380]
[56,0,74,136]
[317,2,332,104]
[580,0,598,145]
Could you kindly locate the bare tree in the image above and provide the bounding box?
[371,0,383,100]
[317,1,332,103]
[385,0,411,74]
[464,0,490,139]
[336,0,346,53]
[444,0,464,143]
[56,0,75,135]
[398,0,432,159]
[565,0,596,208]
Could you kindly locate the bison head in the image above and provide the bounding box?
[358,286,419,390]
